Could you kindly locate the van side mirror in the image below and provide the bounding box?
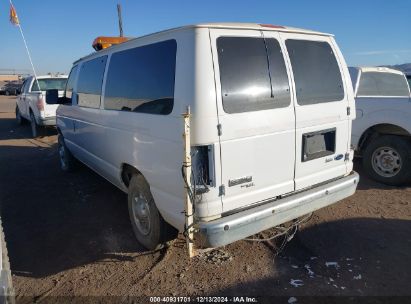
[46,89,68,105]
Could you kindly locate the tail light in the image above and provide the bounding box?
[37,94,45,111]
[191,145,214,191]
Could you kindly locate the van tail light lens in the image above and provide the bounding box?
[37,94,45,111]
[191,145,214,192]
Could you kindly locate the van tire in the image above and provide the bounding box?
[128,174,177,251]
[58,135,76,172]
[30,112,39,138]
[362,135,411,186]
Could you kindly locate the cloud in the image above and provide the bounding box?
[354,49,411,56]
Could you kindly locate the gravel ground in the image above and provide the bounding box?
[0,96,410,303]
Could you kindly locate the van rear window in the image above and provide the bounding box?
[217,37,290,114]
[357,72,410,97]
[286,40,344,105]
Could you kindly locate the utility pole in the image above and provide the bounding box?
[117,4,124,37]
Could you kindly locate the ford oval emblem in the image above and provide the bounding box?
[334,154,344,161]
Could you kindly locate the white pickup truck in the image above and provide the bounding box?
[350,67,411,185]
[16,75,68,137]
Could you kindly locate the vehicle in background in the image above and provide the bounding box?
[0,82,22,96]
[406,73,411,89]
[0,217,14,304]
[15,75,68,138]
[50,23,358,251]
[350,67,411,185]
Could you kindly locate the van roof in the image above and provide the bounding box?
[74,22,332,64]
[187,22,332,36]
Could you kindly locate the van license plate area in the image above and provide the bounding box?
[302,128,336,162]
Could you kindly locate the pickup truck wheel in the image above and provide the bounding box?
[128,175,177,251]
[30,112,39,138]
[363,135,411,186]
[15,107,25,125]
[58,135,76,172]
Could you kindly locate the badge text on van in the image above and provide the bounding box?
[228,176,253,187]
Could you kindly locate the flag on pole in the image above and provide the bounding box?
[10,4,19,26]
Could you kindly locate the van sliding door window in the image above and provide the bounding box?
[77,56,107,109]
[217,37,290,114]
[357,72,410,97]
[286,40,344,105]
[104,40,176,115]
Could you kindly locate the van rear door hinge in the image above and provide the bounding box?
[219,184,225,196]
[347,106,351,116]
[217,123,222,136]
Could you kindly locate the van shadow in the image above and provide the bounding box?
[214,217,411,297]
[0,144,146,278]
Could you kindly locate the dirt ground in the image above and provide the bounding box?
[0,95,410,303]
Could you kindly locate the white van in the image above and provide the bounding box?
[50,23,359,250]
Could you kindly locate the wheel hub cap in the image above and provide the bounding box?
[372,146,402,178]
[132,194,151,235]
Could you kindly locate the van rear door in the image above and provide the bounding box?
[280,33,351,190]
[209,29,296,213]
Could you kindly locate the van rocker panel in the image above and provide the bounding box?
[198,171,359,248]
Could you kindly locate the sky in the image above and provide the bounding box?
[0,0,410,75]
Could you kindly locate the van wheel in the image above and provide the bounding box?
[5,91,10,96]
[363,135,411,186]
[58,134,76,172]
[30,112,39,138]
[128,174,177,250]
[16,107,25,125]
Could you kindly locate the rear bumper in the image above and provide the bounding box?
[198,171,359,248]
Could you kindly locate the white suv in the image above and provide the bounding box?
[49,23,359,251]
[16,75,68,137]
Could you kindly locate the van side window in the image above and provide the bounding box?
[357,72,410,97]
[104,40,177,115]
[77,56,107,109]
[286,40,344,105]
[217,37,290,114]
[65,65,79,104]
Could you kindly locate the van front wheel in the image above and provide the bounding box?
[363,135,411,186]
[58,135,76,172]
[128,174,176,250]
